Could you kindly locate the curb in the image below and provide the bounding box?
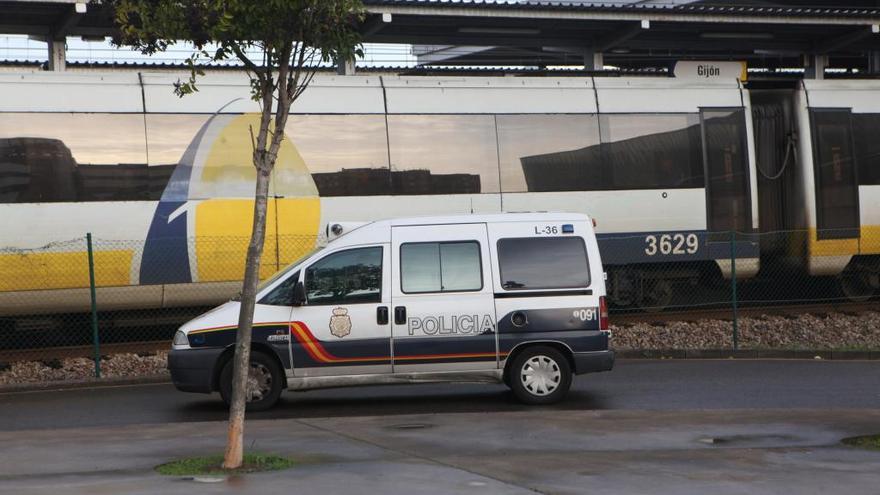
[615,349,880,360]
[0,374,171,394]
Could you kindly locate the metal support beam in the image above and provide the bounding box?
[45,3,85,71]
[47,37,66,71]
[584,49,603,71]
[597,19,649,52]
[366,4,880,27]
[362,12,392,37]
[804,54,827,80]
[52,5,85,38]
[817,24,880,54]
[869,51,880,74]
[336,56,356,76]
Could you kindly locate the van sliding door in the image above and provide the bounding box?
[701,108,752,239]
[809,109,860,240]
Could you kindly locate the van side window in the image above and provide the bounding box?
[400,241,482,293]
[305,247,382,305]
[497,237,590,290]
[259,270,300,306]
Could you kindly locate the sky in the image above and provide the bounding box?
[0,35,418,68]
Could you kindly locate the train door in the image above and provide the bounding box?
[701,108,752,239]
[808,109,860,240]
[751,89,800,257]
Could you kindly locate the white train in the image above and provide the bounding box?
[0,71,877,316]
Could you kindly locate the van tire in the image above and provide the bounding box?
[508,346,572,405]
[219,350,283,412]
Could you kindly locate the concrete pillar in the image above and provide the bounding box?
[336,56,356,76]
[869,51,880,75]
[804,54,827,80]
[47,37,66,71]
[584,49,604,71]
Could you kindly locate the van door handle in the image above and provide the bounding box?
[394,306,406,325]
[377,306,389,325]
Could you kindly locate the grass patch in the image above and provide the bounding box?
[156,453,295,476]
[842,435,880,450]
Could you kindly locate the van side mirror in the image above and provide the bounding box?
[292,281,306,307]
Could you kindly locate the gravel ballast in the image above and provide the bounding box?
[611,311,880,350]
[0,352,169,386]
[1,311,879,386]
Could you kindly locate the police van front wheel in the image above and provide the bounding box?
[508,346,572,405]
[219,351,283,412]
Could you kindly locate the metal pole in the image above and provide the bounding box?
[87,233,101,378]
[730,229,739,351]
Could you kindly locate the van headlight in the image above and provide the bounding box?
[172,330,190,347]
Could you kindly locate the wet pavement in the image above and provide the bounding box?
[1,360,879,494]
[1,409,880,494]
[1,360,879,432]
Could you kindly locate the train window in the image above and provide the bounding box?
[599,114,704,190]
[0,113,149,203]
[810,109,860,239]
[852,113,880,186]
[288,114,391,196]
[387,115,498,195]
[496,114,603,192]
[702,109,752,235]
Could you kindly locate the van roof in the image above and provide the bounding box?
[385,212,591,227]
[327,212,593,243]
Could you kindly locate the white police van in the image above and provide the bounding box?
[169,213,613,410]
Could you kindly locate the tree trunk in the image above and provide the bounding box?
[222,159,273,470]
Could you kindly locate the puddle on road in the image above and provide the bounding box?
[698,434,800,448]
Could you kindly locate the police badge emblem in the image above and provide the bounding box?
[329,307,352,338]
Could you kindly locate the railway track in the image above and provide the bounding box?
[0,341,169,364]
[1,300,877,364]
[611,300,880,325]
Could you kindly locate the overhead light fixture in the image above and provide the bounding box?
[701,32,774,40]
[458,27,541,35]
[75,2,87,14]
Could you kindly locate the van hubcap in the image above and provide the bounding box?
[246,363,272,402]
[520,355,561,396]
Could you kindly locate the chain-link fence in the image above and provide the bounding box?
[0,233,320,375]
[607,229,880,353]
[1,229,879,376]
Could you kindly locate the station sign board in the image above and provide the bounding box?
[673,61,748,82]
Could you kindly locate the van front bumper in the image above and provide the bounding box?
[168,348,224,394]
[573,350,614,375]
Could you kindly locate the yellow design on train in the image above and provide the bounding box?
[0,249,132,291]
[190,113,321,282]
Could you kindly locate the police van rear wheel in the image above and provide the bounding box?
[219,351,283,412]
[509,346,572,405]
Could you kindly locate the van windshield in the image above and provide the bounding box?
[231,247,324,301]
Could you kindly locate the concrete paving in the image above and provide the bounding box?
[2,409,880,494]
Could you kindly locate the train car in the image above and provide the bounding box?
[749,79,880,302]
[793,80,880,299]
[0,71,761,316]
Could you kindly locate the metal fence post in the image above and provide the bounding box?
[730,229,739,351]
[86,233,101,378]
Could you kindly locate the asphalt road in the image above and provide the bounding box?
[1,360,879,432]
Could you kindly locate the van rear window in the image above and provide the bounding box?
[497,237,590,290]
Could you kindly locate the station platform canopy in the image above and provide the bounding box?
[2,0,880,74]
